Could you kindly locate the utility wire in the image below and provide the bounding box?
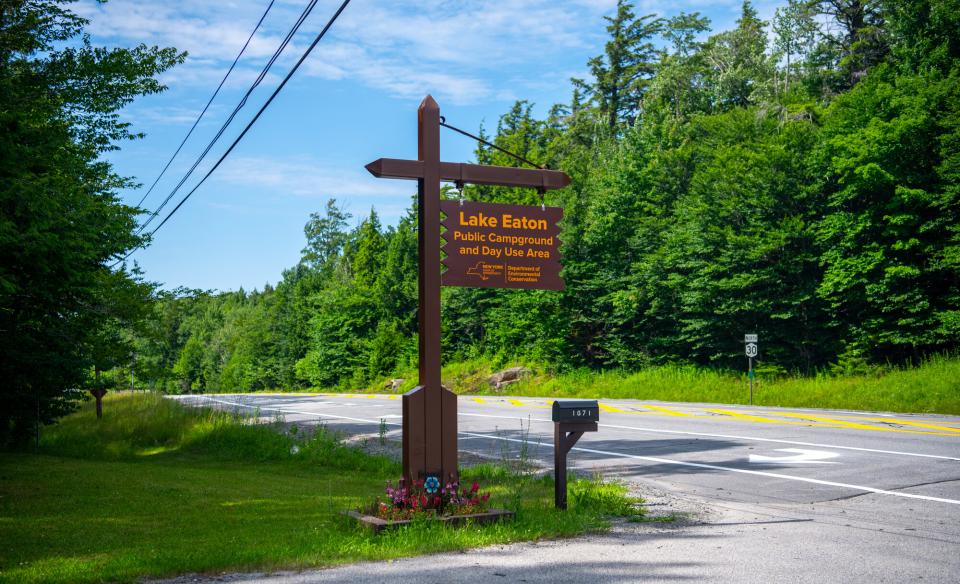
[135,0,277,209]
[116,0,353,265]
[439,117,547,170]
[134,0,320,236]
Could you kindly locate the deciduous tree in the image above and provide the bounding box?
[0,0,182,444]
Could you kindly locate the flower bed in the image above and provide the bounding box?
[348,476,514,533]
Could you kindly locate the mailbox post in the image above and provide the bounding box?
[552,400,599,510]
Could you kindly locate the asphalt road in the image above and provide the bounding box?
[171,393,960,583]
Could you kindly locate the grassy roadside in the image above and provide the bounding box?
[351,354,960,415]
[0,393,642,584]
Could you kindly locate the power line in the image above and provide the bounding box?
[135,0,320,237]
[116,0,353,265]
[135,0,276,209]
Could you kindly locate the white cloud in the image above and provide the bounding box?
[213,154,413,200]
[77,0,783,107]
[121,103,228,126]
[74,0,613,104]
[204,154,417,223]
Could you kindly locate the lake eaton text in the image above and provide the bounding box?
[452,211,554,259]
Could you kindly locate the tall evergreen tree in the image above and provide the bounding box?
[581,0,663,132]
[702,1,774,109]
[648,12,712,117]
[352,209,386,290]
[809,0,887,88]
[302,199,351,271]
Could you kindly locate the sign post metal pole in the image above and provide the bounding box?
[744,334,758,406]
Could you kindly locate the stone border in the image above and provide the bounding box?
[346,508,515,534]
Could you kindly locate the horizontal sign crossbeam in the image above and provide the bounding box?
[365,158,571,190]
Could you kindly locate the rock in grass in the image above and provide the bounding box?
[488,367,531,390]
[384,378,405,391]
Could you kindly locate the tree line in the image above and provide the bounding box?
[130,0,959,394]
[3,1,958,442]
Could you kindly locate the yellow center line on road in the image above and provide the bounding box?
[473,397,486,405]
[704,408,826,426]
[802,413,960,429]
[732,408,960,426]
[502,399,551,409]
[855,418,960,434]
[595,403,709,417]
[642,405,696,417]
[772,412,958,436]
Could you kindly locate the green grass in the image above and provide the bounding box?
[353,354,960,415]
[37,392,391,471]
[0,393,642,584]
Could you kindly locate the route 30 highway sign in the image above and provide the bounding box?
[745,343,758,357]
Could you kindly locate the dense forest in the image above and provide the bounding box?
[126,0,959,393]
[2,1,958,444]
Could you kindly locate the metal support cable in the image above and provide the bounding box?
[439,117,546,170]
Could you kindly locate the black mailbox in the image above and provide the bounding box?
[552,400,599,423]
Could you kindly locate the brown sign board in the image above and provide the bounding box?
[441,200,564,290]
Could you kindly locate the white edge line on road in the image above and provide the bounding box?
[179,396,960,507]
[181,396,395,426]
[459,430,960,507]
[457,412,960,462]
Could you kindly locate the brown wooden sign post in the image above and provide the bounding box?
[366,95,570,485]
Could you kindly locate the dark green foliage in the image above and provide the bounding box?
[808,0,888,90]
[121,1,958,391]
[0,1,183,444]
[882,0,960,75]
[814,65,960,361]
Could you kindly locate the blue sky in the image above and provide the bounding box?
[80,0,781,292]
